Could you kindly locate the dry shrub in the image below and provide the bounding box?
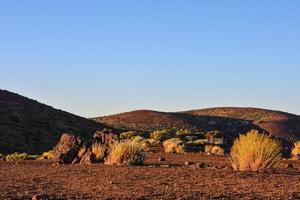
[78,146,87,158]
[105,141,145,165]
[229,130,282,172]
[211,146,225,155]
[291,141,300,157]
[37,150,55,160]
[163,138,186,154]
[92,143,107,162]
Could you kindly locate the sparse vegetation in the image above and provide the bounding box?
[37,150,55,160]
[176,129,194,137]
[291,141,300,158]
[5,152,39,161]
[229,130,282,172]
[204,130,223,139]
[105,141,145,165]
[119,131,145,140]
[163,138,186,154]
[150,129,175,142]
[92,143,107,162]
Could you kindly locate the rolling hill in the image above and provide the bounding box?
[1,88,300,154]
[94,108,300,146]
[0,89,107,154]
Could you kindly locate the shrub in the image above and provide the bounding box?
[291,141,300,157]
[105,141,145,165]
[78,146,87,158]
[229,130,282,172]
[176,129,194,137]
[211,146,225,155]
[150,130,175,142]
[163,138,186,154]
[130,137,151,151]
[119,131,145,140]
[37,150,55,160]
[205,130,223,139]
[5,152,39,161]
[131,136,145,143]
[92,143,107,162]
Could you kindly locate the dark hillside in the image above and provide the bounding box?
[0,89,107,154]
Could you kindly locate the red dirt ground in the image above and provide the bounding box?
[1,152,300,200]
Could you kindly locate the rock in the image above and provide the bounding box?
[32,193,50,200]
[184,161,194,166]
[196,162,209,168]
[0,154,5,161]
[160,164,170,168]
[80,148,94,165]
[93,129,118,146]
[158,156,165,162]
[283,163,294,169]
[53,133,85,164]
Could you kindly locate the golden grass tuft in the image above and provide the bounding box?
[163,138,186,154]
[105,141,145,165]
[92,143,107,162]
[291,141,300,157]
[37,150,56,160]
[229,130,282,172]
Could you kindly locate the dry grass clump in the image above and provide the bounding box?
[291,141,300,157]
[229,130,282,172]
[105,141,145,165]
[163,138,186,154]
[37,150,55,160]
[211,146,225,155]
[92,143,107,162]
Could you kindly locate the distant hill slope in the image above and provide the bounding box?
[0,89,107,154]
[95,107,300,145]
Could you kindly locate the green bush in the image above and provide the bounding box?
[150,130,175,142]
[229,130,282,172]
[5,152,39,161]
[119,131,145,140]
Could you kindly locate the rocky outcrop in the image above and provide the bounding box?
[53,133,84,164]
[93,128,119,146]
[53,129,118,165]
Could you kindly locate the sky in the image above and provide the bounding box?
[0,1,300,117]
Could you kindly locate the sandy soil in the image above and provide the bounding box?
[1,152,300,200]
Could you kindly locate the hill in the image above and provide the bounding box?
[94,107,300,145]
[0,89,107,154]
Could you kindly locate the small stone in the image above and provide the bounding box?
[110,181,114,185]
[160,164,170,168]
[283,163,294,169]
[32,193,50,200]
[184,161,194,166]
[196,162,208,168]
[158,156,165,162]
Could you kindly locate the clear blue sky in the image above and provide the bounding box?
[0,1,300,117]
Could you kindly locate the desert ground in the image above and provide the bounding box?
[1,149,300,200]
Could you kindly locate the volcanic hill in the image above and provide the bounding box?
[94,108,300,145]
[0,89,107,154]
